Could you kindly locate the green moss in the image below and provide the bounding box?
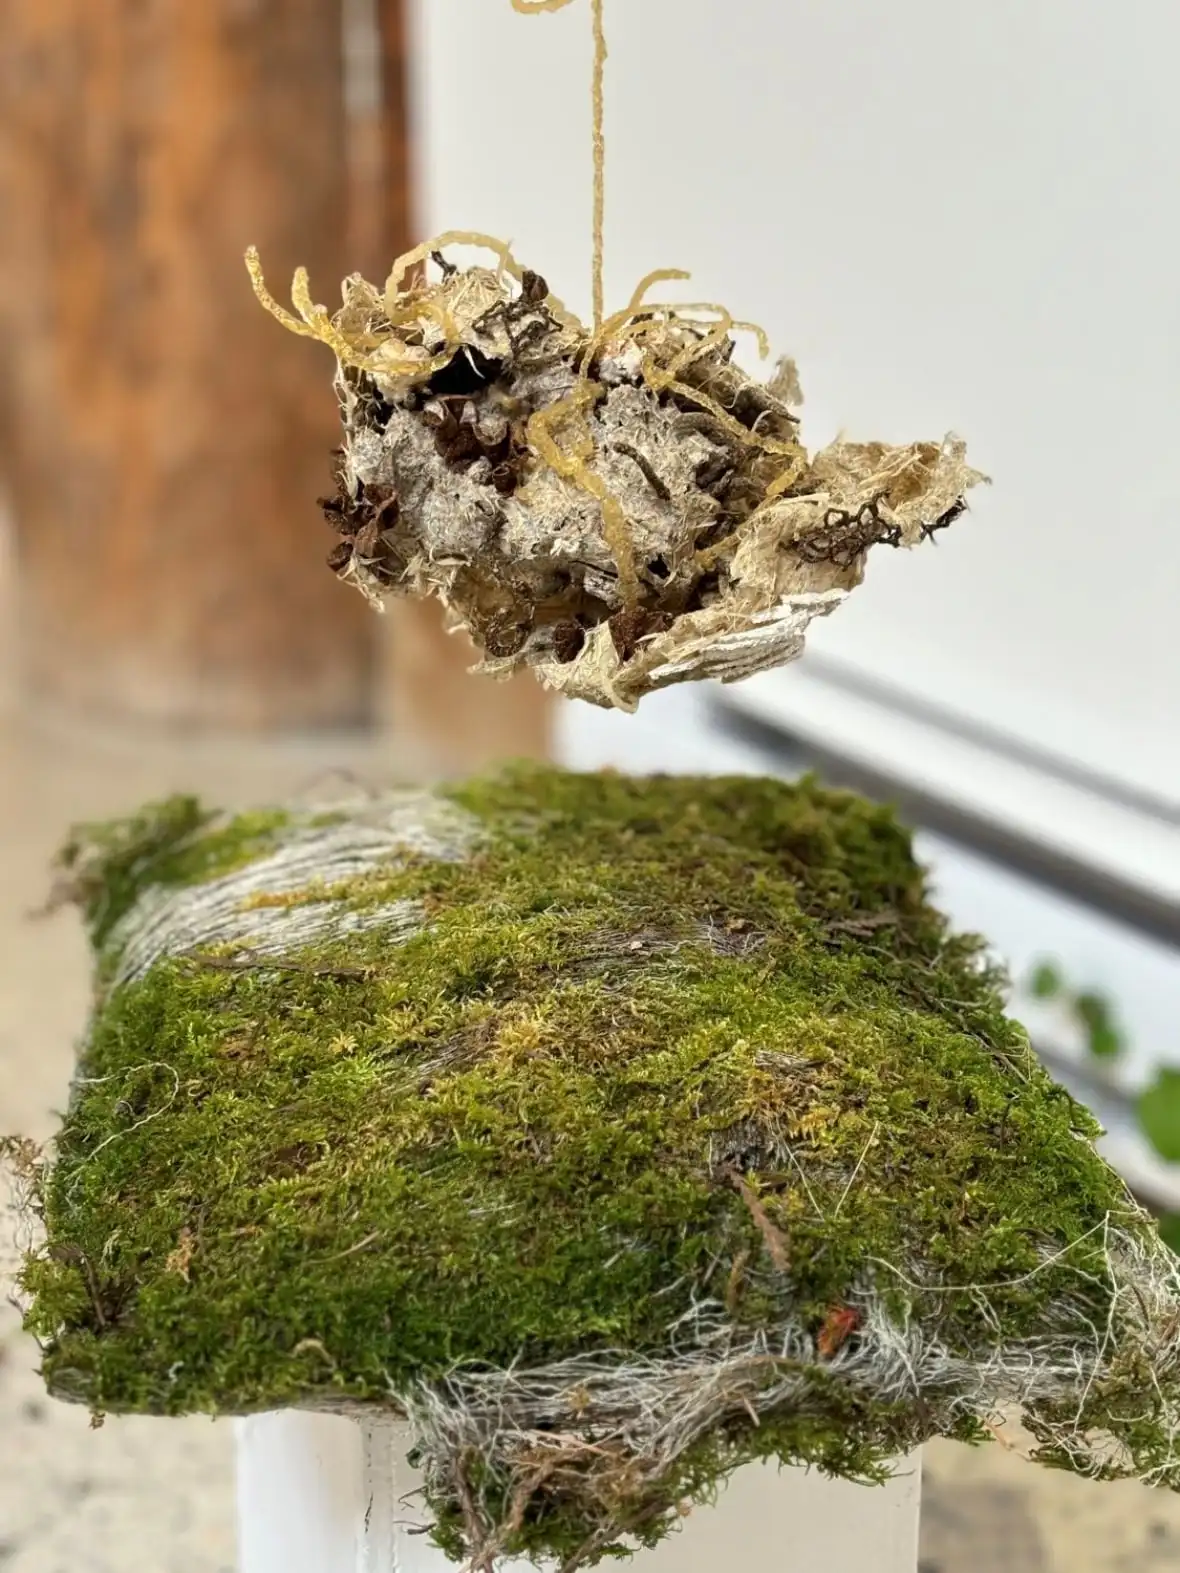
[55,795,291,951]
[19,765,1172,1564]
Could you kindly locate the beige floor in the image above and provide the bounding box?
[2,579,1180,1568]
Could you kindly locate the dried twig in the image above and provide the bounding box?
[725,1247,750,1315]
[183,954,374,981]
[833,1121,881,1218]
[823,910,901,940]
[721,1165,790,1273]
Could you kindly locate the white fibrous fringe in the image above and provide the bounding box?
[335,1218,1180,1569]
[103,790,477,984]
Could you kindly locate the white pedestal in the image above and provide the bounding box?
[235,1410,921,1572]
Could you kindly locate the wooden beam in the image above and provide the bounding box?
[0,0,374,729]
[374,0,552,767]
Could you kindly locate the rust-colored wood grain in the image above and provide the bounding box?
[375,0,552,768]
[0,0,374,729]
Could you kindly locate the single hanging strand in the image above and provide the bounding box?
[511,0,607,327]
[590,0,606,328]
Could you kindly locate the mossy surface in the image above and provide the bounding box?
[19,765,1167,1564]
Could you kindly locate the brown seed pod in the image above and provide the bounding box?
[550,620,587,664]
[608,606,675,664]
[326,541,354,576]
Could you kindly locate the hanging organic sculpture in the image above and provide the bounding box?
[248,0,983,710]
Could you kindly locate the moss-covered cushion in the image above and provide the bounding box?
[16,765,1180,1568]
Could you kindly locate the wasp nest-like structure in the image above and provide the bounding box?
[14,766,1180,1571]
[248,234,984,710]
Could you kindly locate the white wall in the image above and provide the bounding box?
[410,0,1180,809]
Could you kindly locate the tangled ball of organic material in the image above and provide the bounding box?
[249,237,984,710]
[14,766,1180,1571]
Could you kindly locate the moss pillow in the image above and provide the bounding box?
[15,765,1180,1568]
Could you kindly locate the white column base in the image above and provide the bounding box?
[235,1410,921,1572]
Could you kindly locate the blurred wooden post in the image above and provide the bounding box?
[0,0,374,729]
[375,0,552,769]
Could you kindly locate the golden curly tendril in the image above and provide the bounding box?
[384,229,523,303]
[383,230,579,332]
[627,268,690,310]
[245,247,455,383]
[528,387,641,608]
[577,295,802,473]
[246,231,579,385]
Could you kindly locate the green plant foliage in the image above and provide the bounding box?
[1030,961,1064,1000]
[1140,1071,1180,1164]
[1026,962,1124,1063]
[1074,993,1123,1060]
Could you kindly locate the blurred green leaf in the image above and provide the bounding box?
[1138,1070,1180,1163]
[1158,1213,1180,1257]
[1029,961,1064,1000]
[1086,1023,1123,1060]
[1075,991,1111,1031]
